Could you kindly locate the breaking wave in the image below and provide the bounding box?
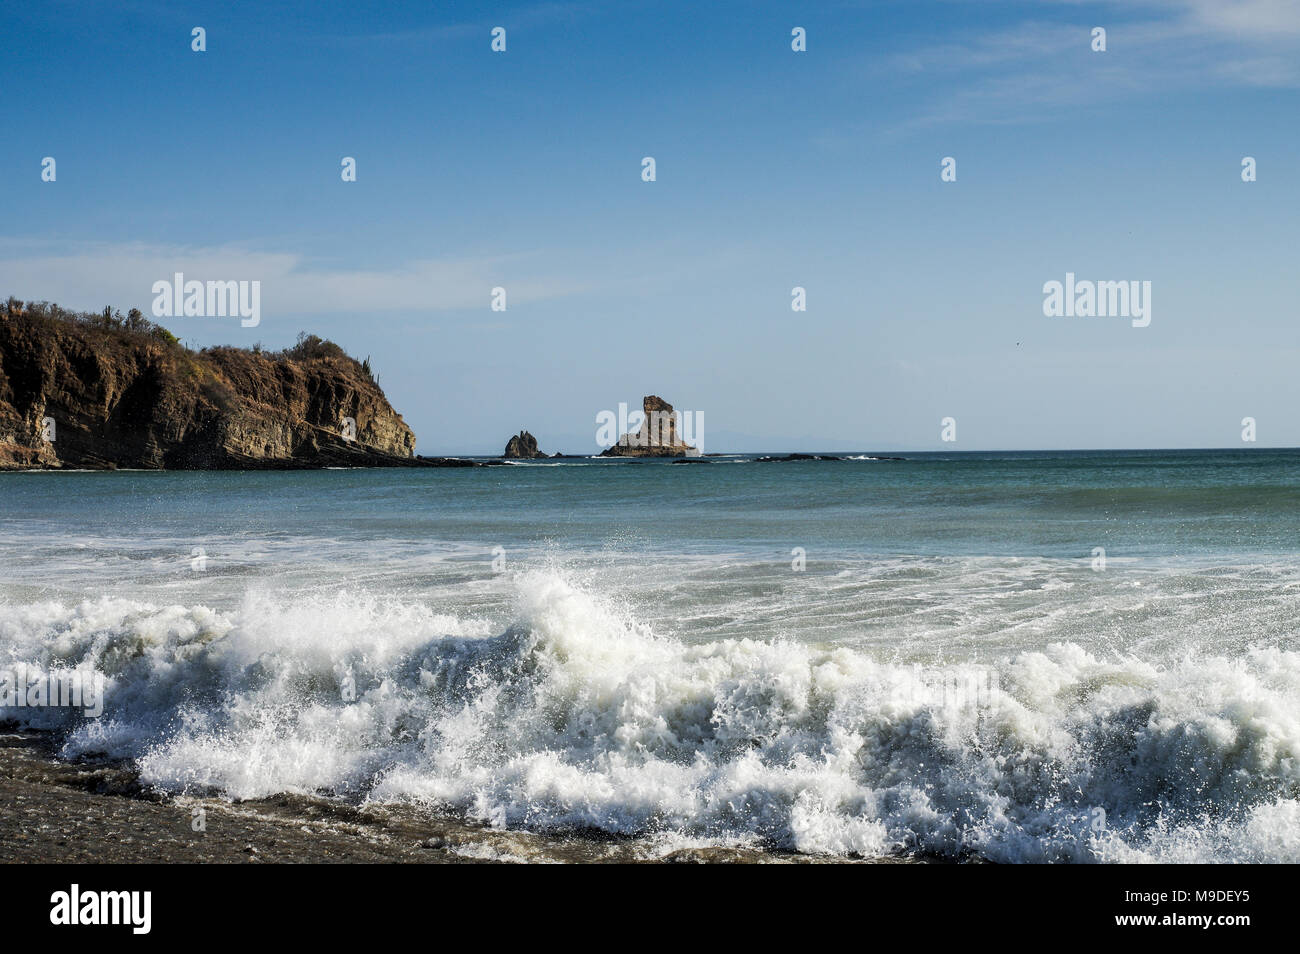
[2,570,1298,862]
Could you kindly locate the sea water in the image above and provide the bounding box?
[2,449,1298,861]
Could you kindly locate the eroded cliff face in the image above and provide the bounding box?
[0,314,417,469]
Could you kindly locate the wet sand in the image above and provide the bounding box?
[0,730,881,864]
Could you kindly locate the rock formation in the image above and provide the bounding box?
[0,305,422,469]
[600,395,699,457]
[503,430,546,458]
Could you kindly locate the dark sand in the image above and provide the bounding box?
[0,730,881,864]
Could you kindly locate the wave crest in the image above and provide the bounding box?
[2,572,1297,861]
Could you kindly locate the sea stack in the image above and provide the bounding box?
[600,395,700,457]
[503,430,546,458]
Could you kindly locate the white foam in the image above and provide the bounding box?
[1,572,1297,861]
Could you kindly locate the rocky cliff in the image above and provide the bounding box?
[0,305,419,470]
[600,395,699,457]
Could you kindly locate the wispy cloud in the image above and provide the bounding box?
[1147,0,1300,38]
[0,240,594,316]
[991,0,1300,37]
[879,0,1300,132]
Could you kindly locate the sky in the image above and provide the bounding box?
[3,0,1299,454]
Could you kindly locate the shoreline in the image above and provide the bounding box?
[0,729,889,864]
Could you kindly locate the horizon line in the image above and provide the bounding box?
[426,445,1298,457]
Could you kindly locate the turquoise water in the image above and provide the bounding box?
[2,449,1299,861]
[6,447,1299,559]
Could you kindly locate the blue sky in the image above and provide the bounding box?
[3,0,1299,453]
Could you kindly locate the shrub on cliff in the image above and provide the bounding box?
[4,294,184,351]
[281,332,347,363]
[5,295,371,377]
[151,325,181,347]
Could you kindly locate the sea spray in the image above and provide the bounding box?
[1,574,1298,862]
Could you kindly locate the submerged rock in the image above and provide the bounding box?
[756,453,845,462]
[414,456,481,468]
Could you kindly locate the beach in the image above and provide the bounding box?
[0,729,848,863]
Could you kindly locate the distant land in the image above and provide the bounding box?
[2,297,731,471]
[5,298,1271,471]
[0,297,716,471]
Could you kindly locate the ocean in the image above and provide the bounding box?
[2,448,1299,862]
